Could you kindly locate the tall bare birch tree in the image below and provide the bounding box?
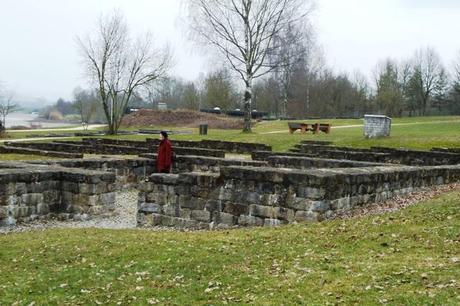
[77,11,172,134]
[187,0,312,132]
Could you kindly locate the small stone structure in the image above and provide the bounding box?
[2,138,460,230]
[364,115,392,138]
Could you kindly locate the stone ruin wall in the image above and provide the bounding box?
[0,158,155,226]
[2,138,460,230]
[0,164,116,226]
[137,164,460,229]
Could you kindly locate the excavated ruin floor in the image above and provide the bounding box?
[2,183,459,235]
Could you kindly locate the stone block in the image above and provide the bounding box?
[205,200,221,212]
[238,215,264,227]
[295,210,319,222]
[43,190,60,204]
[16,183,27,195]
[99,192,116,206]
[6,195,21,206]
[179,208,191,219]
[163,205,178,217]
[223,202,248,216]
[212,212,237,225]
[249,204,276,219]
[190,210,211,223]
[263,218,283,227]
[145,213,163,226]
[248,204,293,221]
[0,207,7,219]
[297,186,326,200]
[37,203,50,215]
[27,193,44,206]
[309,201,330,213]
[139,203,162,214]
[330,197,350,211]
[178,195,194,209]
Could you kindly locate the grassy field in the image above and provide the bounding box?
[1,190,459,305]
[105,116,460,152]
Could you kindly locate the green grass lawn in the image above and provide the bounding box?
[1,190,459,305]
[104,116,460,152]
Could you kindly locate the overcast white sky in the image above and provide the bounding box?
[1,0,460,105]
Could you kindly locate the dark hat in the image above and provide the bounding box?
[160,131,168,138]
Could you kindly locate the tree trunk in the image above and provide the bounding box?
[282,89,288,119]
[243,81,252,133]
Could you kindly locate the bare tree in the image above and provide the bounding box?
[77,11,172,134]
[270,19,314,118]
[187,0,312,132]
[73,87,98,130]
[0,87,18,131]
[409,47,448,116]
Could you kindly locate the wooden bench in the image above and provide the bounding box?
[288,122,331,134]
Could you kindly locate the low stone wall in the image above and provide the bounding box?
[29,158,156,188]
[267,156,388,169]
[137,172,221,229]
[8,141,150,155]
[83,138,269,154]
[370,147,460,166]
[138,164,460,229]
[81,139,148,148]
[431,147,460,154]
[0,165,116,226]
[9,140,226,158]
[291,144,460,166]
[251,151,317,161]
[146,139,272,154]
[0,145,83,158]
[139,154,267,173]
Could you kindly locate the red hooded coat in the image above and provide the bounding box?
[157,139,173,172]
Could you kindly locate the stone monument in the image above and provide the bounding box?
[364,115,391,138]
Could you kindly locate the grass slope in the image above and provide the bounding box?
[1,191,459,305]
[107,116,460,152]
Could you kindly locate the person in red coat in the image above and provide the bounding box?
[157,131,174,173]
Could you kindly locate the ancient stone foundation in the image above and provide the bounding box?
[137,164,460,229]
[0,158,154,226]
[2,138,460,230]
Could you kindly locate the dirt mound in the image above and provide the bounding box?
[122,109,245,129]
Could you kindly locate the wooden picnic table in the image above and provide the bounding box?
[288,122,331,134]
